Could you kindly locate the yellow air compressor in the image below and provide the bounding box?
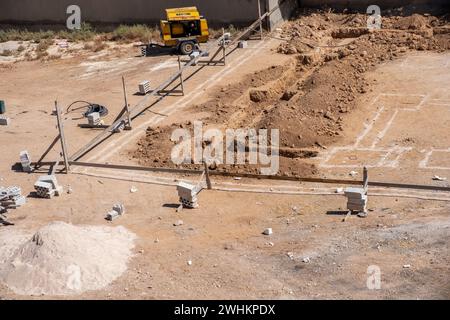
[159,7,209,55]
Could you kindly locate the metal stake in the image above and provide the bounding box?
[55,101,70,173]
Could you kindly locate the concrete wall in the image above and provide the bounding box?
[267,0,298,29]
[300,0,448,9]
[0,0,266,25]
[1,0,446,28]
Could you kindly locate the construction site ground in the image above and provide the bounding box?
[0,11,449,299]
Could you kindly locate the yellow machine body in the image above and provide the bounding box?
[160,7,209,48]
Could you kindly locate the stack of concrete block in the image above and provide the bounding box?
[177,181,201,209]
[19,150,32,172]
[0,186,26,212]
[34,175,63,199]
[106,203,125,221]
[344,187,367,213]
[87,112,101,126]
[0,115,11,126]
[139,81,151,95]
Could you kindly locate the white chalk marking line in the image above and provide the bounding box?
[419,148,450,170]
[400,54,450,70]
[371,109,399,148]
[148,59,178,72]
[319,92,449,169]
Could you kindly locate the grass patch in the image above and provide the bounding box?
[36,38,52,52]
[84,38,107,52]
[0,23,240,44]
[0,23,96,43]
[109,24,159,42]
[209,25,241,39]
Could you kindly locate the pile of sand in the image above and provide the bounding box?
[0,221,136,296]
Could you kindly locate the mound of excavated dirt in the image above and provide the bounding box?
[131,11,449,177]
[0,222,136,296]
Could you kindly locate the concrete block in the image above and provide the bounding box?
[347,199,367,206]
[6,186,21,198]
[177,182,200,208]
[87,112,100,126]
[190,51,200,59]
[113,203,125,215]
[12,195,26,207]
[19,150,32,172]
[106,210,120,221]
[139,81,151,95]
[38,175,59,189]
[238,40,248,49]
[0,115,11,126]
[34,178,61,199]
[344,187,365,197]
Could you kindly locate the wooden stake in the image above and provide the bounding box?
[178,56,185,96]
[258,0,263,40]
[363,166,369,192]
[122,76,132,130]
[222,28,226,66]
[55,101,70,173]
[50,160,60,175]
[203,161,212,190]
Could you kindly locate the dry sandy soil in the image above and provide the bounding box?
[0,10,449,299]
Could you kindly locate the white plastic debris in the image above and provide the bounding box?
[432,175,447,181]
[349,171,358,177]
[130,186,138,193]
[403,264,411,269]
[302,257,311,263]
[173,220,184,226]
[335,187,344,193]
[263,228,273,235]
[187,260,193,266]
[287,252,295,260]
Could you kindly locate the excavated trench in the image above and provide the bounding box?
[131,10,450,177]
